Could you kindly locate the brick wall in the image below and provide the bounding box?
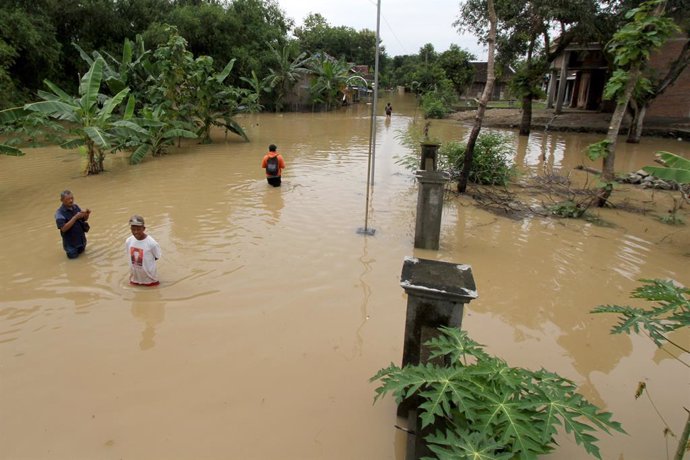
[646,36,690,123]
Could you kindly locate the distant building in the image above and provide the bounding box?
[546,35,690,123]
[464,62,515,100]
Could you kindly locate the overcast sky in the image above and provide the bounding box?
[276,0,487,60]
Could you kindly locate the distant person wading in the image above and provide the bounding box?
[261,144,286,187]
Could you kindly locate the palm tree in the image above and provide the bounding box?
[265,44,309,112]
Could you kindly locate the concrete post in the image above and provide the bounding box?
[419,142,440,171]
[555,51,570,114]
[398,256,478,459]
[414,170,447,250]
[414,141,446,250]
[399,257,477,369]
[546,70,557,109]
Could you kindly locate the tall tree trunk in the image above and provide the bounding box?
[457,0,497,193]
[519,37,536,137]
[519,95,532,136]
[626,101,646,143]
[602,65,640,181]
[85,140,102,175]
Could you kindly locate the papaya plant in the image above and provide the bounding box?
[591,279,690,459]
[371,327,625,459]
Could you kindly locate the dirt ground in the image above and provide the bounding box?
[448,107,690,139]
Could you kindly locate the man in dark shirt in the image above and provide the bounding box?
[55,190,91,259]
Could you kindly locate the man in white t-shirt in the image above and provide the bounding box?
[126,215,162,286]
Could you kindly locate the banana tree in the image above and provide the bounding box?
[308,56,353,110]
[186,56,250,144]
[112,105,197,164]
[74,36,151,99]
[10,57,130,174]
[240,70,271,112]
[265,44,309,112]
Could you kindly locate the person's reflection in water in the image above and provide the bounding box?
[130,289,165,351]
[262,186,285,225]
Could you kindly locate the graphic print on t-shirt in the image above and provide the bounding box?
[130,247,144,266]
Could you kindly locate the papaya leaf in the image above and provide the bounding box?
[371,328,624,459]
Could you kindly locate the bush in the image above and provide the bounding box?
[440,132,515,185]
[420,92,450,119]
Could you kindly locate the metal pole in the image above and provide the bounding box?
[370,0,381,186]
[358,0,381,236]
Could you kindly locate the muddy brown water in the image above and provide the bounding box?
[1,94,689,459]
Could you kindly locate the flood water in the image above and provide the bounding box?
[1,93,689,460]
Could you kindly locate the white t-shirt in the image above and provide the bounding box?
[126,235,162,285]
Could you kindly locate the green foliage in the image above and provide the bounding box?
[586,139,611,162]
[5,57,131,174]
[371,327,624,459]
[293,13,378,67]
[549,200,588,218]
[508,58,548,102]
[111,105,197,165]
[607,0,680,69]
[265,43,309,112]
[307,55,353,110]
[659,212,685,225]
[421,93,451,119]
[591,279,690,348]
[460,133,515,186]
[643,151,690,184]
[437,44,476,96]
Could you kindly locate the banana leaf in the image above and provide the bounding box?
[80,58,104,111]
[162,128,197,139]
[218,117,249,142]
[99,88,131,122]
[60,138,86,149]
[0,143,24,156]
[24,101,79,123]
[642,151,690,184]
[129,144,150,165]
[42,79,73,101]
[84,126,111,148]
[0,107,30,124]
[216,59,236,84]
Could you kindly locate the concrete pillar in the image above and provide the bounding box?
[399,257,477,369]
[546,70,557,109]
[414,171,447,250]
[419,142,440,171]
[555,51,570,114]
[414,142,446,251]
[398,256,478,459]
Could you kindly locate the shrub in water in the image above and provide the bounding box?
[440,132,515,185]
